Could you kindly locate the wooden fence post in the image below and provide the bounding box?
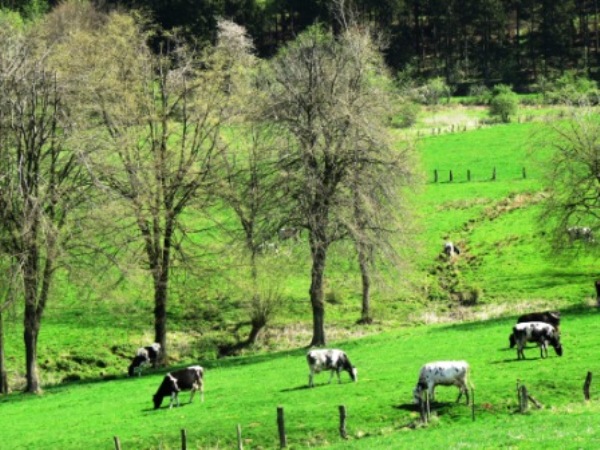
[519,385,529,413]
[492,167,497,181]
[522,167,527,179]
[277,406,287,448]
[113,436,121,450]
[467,169,471,181]
[434,169,438,183]
[449,170,453,182]
[584,371,593,401]
[237,424,243,450]
[338,405,348,439]
[595,280,600,307]
[181,429,187,450]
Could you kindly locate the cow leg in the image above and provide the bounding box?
[328,370,334,384]
[169,392,177,409]
[517,344,525,360]
[336,369,342,384]
[540,342,547,359]
[189,387,196,403]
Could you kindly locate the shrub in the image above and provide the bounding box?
[489,84,518,123]
[546,71,599,105]
[468,84,491,105]
[417,77,453,105]
[389,100,420,128]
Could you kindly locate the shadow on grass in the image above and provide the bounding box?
[432,302,597,334]
[280,385,310,392]
[393,401,469,418]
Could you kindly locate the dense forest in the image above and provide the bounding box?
[3,0,600,90]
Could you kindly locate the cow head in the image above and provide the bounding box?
[153,393,163,409]
[413,383,425,404]
[350,367,358,382]
[509,333,516,348]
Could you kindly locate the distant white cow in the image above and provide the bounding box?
[443,242,460,258]
[567,226,594,243]
[413,361,472,405]
[306,349,357,388]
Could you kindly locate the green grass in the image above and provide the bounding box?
[3,103,600,447]
[2,306,600,449]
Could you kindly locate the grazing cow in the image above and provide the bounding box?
[512,322,563,360]
[567,226,594,243]
[508,311,561,348]
[306,349,357,388]
[128,343,161,377]
[443,241,460,258]
[413,361,472,405]
[153,365,204,409]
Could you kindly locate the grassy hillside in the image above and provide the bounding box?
[2,306,600,449]
[2,104,599,447]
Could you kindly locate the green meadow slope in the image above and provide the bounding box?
[2,307,600,449]
[2,105,600,448]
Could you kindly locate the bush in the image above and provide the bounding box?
[545,71,599,105]
[416,77,453,105]
[468,84,491,105]
[389,100,420,128]
[489,84,518,123]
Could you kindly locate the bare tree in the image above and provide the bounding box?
[260,25,415,346]
[49,10,235,362]
[0,20,91,392]
[540,108,600,248]
[0,257,21,394]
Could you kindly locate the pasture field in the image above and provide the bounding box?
[2,104,599,448]
[2,306,600,449]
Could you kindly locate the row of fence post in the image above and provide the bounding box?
[114,373,594,448]
[433,167,527,183]
[114,405,348,449]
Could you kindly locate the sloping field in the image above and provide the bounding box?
[2,306,599,448]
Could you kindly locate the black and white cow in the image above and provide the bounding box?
[413,361,472,405]
[128,343,161,377]
[508,311,561,348]
[567,226,594,243]
[512,322,563,360]
[153,365,205,409]
[306,349,357,388]
[443,242,460,258]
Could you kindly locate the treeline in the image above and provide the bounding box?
[3,0,600,89]
[0,1,414,393]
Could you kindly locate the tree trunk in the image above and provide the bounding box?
[153,271,168,365]
[357,247,372,324]
[309,243,327,347]
[153,220,174,365]
[23,308,40,393]
[0,310,7,394]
